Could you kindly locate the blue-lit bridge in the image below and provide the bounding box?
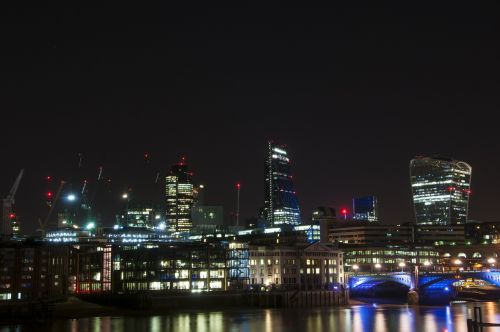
[348,271,500,304]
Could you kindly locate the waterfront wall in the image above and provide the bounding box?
[77,290,346,310]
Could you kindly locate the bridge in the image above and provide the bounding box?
[348,270,500,303]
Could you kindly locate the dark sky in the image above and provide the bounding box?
[1,4,498,235]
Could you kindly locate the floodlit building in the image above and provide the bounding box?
[410,156,472,225]
[74,241,249,293]
[249,242,343,290]
[166,158,194,234]
[264,142,301,226]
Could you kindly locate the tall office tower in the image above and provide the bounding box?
[352,196,378,222]
[264,142,301,226]
[410,156,472,225]
[165,157,194,233]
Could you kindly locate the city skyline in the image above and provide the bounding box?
[1,4,499,235]
[2,4,500,329]
[0,142,495,236]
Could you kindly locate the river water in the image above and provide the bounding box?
[1,302,500,332]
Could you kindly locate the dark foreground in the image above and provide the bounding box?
[2,301,500,332]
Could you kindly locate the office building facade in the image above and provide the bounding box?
[264,142,301,226]
[410,156,471,225]
[166,159,194,234]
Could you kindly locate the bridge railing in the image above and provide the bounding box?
[467,306,500,332]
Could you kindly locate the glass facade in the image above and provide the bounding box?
[352,196,378,222]
[166,160,194,234]
[410,156,472,225]
[264,142,301,226]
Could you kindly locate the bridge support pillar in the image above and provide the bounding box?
[407,289,419,305]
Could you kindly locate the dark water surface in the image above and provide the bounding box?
[2,302,500,332]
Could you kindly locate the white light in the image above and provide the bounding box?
[67,194,76,201]
[86,222,96,230]
[352,264,359,271]
[122,193,128,199]
[454,259,462,265]
[488,258,496,264]
[375,263,382,269]
[423,261,431,267]
[398,262,406,268]
[272,147,287,155]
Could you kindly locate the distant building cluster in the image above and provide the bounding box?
[2,142,499,305]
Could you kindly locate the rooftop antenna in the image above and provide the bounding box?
[236,183,241,227]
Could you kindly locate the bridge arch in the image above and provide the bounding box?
[348,273,413,298]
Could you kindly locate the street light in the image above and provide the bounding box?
[374,263,382,274]
[67,194,76,202]
[454,259,463,274]
[422,261,432,274]
[352,264,359,274]
[398,262,406,272]
[488,257,496,270]
[122,193,129,199]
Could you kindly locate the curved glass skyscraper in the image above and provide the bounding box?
[410,156,472,225]
[264,142,301,226]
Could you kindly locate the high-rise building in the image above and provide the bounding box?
[352,196,378,222]
[264,142,301,226]
[410,156,472,225]
[120,206,157,229]
[165,158,194,234]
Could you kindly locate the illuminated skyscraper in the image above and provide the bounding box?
[165,157,194,233]
[410,156,472,225]
[264,142,301,226]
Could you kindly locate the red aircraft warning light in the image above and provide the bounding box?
[8,213,15,219]
[341,208,348,220]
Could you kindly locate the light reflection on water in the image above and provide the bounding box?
[2,302,500,332]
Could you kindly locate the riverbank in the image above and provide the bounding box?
[0,290,346,323]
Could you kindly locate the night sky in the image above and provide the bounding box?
[1,4,498,235]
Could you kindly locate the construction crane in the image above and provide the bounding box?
[2,169,24,239]
[38,180,66,238]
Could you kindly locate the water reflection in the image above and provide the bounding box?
[2,302,500,332]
